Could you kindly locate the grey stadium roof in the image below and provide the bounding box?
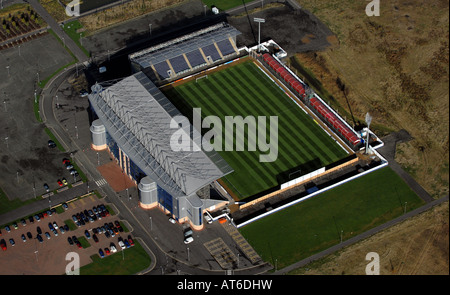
[89,72,233,197]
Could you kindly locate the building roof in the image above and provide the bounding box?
[89,72,233,197]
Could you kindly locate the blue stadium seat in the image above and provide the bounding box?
[216,39,235,57]
[201,44,222,62]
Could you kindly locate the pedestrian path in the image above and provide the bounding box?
[204,238,238,270]
[95,178,108,187]
[221,222,262,265]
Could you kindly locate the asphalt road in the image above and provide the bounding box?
[28,0,88,63]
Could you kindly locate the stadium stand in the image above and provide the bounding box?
[129,22,241,83]
[262,53,361,149]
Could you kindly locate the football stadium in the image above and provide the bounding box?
[88,21,383,229]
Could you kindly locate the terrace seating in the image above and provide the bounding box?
[169,55,190,74]
[263,53,361,148]
[186,49,207,68]
[201,44,222,62]
[216,39,236,57]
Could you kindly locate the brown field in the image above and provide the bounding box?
[290,201,449,275]
[292,0,449,199]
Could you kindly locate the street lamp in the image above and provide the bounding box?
[254,18,265,52]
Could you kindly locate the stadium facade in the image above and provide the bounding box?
[88,23,241,230]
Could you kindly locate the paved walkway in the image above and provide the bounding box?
[378,130,434,203]
[28,0,88,63]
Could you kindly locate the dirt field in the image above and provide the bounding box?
[288,0,449,199]
[290,201,449,275]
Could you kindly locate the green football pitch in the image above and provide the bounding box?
[163,60,348,199]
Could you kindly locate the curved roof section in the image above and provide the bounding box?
[89,72,233,197]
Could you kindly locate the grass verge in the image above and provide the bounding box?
[239,166,425,270]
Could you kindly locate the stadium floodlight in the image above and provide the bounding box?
[365,112,372,154]
[254,18,265,52]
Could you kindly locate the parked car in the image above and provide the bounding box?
[110,244,117,253]
[57,179,63,187]
[168,217,176,224]
[65,164,74,170]
[26,232,32,239]
[0,239,6,251]
[34,214,40,222]
[20,218,27,226]
[48,140,57,148]
[62,203,69,210]
[52,222,58,230]
[69,169,78,175]
[118,240,125,250]
[128,236,134,247]
[62,178,68,186]
[104,248,110,255]
[36,234,43,243]
[21,234,26,242]
[9,238,15,246]
[4,225,10,233]
[84,230,91,239]
[68,237,74,246]
[45,232,51,239]
[98,249,105,258]
[184,235,194,244]
[204,213,213,224]
[36,226,42,235]
[62,158,70,165]
[28,216,34,223]
[48,223,54,231]
[93,234,98,243]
